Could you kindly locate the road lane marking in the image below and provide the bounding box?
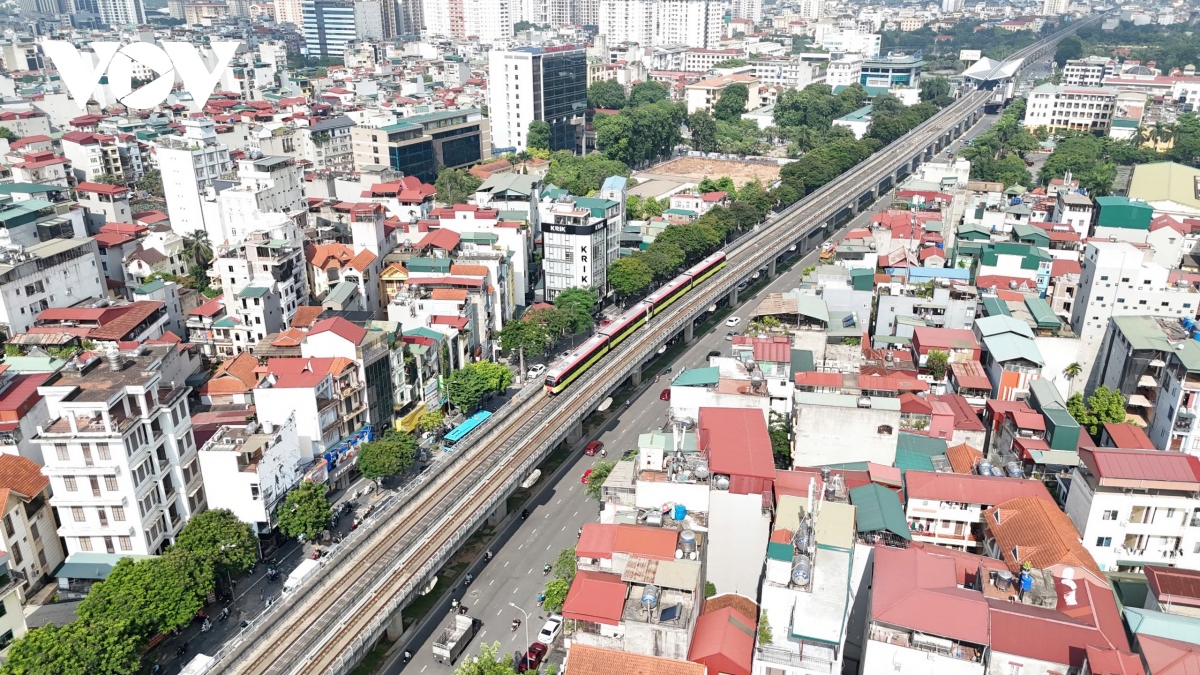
[498,608,504,616]
[490,579,495,585]
[421,666,427,672]
[514,586,520,593]
[547,544,552,550]
[504,561,509,567]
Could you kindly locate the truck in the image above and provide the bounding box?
[283,558,321,593]
[432,613,479,665]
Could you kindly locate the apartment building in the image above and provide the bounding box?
[212,215,308,351]
[826,55,863,88]
[157,119,233,241]
[302,316,394,430]
[0,549,25,652]
[0,454,66,595]
[818,29,880,58]
[73,182,132,230]
[598,0,723,49]
[36,344,202,557]
[489,45,587,153]
[1065,447,1200,572]
[196,414,305,535]
[0,110,49,138]
[0,238,106,340]
[60,132,126,186]
[685,74,762,115]
[1062,57,1114,87]
[212,155,307,245]
[1088,315,1200,453]
[254,357,362,460]
[1023,83,1117,133]
[10,152,72,188]
[297,116,355,172]
[302,0,356,57]
[683,49,745,73]
[1072,242,1196,392]
[903,471,1054,552]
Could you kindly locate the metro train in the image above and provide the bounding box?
[543,251,728,394]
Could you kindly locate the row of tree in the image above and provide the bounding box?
[498,288,598,376]
[3,510,260,674]
[958,98,1039,188]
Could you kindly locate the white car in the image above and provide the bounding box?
[725,316,742,327]
[527,364,547,379]
[537,614,564,645]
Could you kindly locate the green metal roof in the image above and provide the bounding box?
[1012,223,1048,245]
[894,448,937,474]
[326,280,358,304]
[459,232,499,244]
[849,483,910,540]
[236,286,270,299]
[975,314,1033,338]
[54,552,158,581]
[1112,315,1200,373]
[662,208,696,216]
[405,258,452,273]
[1123,607,1200,643]
[837,104,874,122]
[213,317,239,328]
[978,242,1051,270]
[767,541,793,562]
[1023,296,1060,328]
[1042,407,1081,451]
[1027,449,1081,467]
[133,278,167,295]
[0,182,58,195]
[981,296,1012,317]
[674,367,719,387]
[403,326,444,340]
[791,348,814,375]
[981,333,1044,366]
[796,295,829,324]
[896,432,946,455]
[1095,195,1154,230]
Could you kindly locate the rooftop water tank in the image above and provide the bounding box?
[714,475,730,490]
[1006,461,1024,478]
[679,530,697,554]
[693,464,710,480]
[996,570,1014,591]
[641,584,660,608]
[978,460,993,476]
[645,511,663,527]
[792,520,812,551]
[673,504,687,521]
[791,554,812,587]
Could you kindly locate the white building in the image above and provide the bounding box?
[36,344,203,557]
[818,30,880,59]
[488,45,588,153]
[903,471,1054,553]
[196,414,305,535]
[212,214,309,350]
[97,0,146,25]
[731,0,760,24]
[209,155,307,245]
[1065,447,1200,572]
[598,0,724,49]
[826,55,864,88]
[1023,83,1117,133]
[539,178,625,300]
[464,0,513,43]
[303,0,357,57]
[1041,0,1067,15]
[0,238,106,340]
[792,393,901,468]
[798,0,822,19]
[0,454,67,597]
[157,119,232,242]
[1062,58,1111,87]
[1071,241,1194,388]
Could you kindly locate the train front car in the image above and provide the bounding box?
[543,334,610,394]
[683,252,727,288]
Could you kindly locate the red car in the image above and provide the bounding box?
[659,389,671,401]
[584,441,604,456]
[517,643,548,672]
[581,469,593,484]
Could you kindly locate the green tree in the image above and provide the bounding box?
[454,641,518,675]
[594,111,636,165]
[712,58,749,68]
[758,610,773,646]
[553,546,577,583]
[78,552,213,636]
[1064,362,1082,381]
[499,315,551,378]
[654,224,719,264]
[698,176,737,194]
[1054,35,1083,65]
[704,581,716,598]
[713,83,750,123]
[95,173,122,185]
[607,256,654,298]
[587,79,626,110]
[541,578,571,613]
[0,127,16,142]
[446,361,514,411]
[277,480,332,540]
[1,620,142,675]
[553,287,598,334]
[688,109,718,153]
[642,240,686,278]
[1067,386,1128,437]
[136,168,163,197]
[416,409,445,433]
[584,460,615,500]
[926,349,950,380]
[627,81,668,107]
[173,508,258,578]
[920,76,951,102]
[768,411,791,469]
[358,429,418,485]
[643,195,665,218]
[1170,112,1200,165]
[543,152,631,195]
[435,167,483,205]
[526,120,552,151]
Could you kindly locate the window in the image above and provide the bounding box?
[55,444,69,461]
[1167,508,1176,519]
[119,536,131,551]
[97,444,111,460]
[877,425,894,435]
[64,476,77,491]
[79,537,92,551]
[2,514,13,538]
[1096,536,1112,547]
[112,506,125,521]
[10,544,20,565]
[105,476,118,491]
[1102,510,1118,520]
[1008,664,1022,675]
[72,507,85,522]
[251,484,261,500]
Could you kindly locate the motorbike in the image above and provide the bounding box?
[521,509,529,520]
[200,619,212,634]
[463,573,474,586]
[218,607,231,622]
[537,593,546,606]
[458,604,468,615]
[403,651,412,663]
[543,564,551,577]
[176,642,189,657]
[484,550,493,562]
[511,618,521,632]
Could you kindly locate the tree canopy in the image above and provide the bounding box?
[587,79,626,110]
[446,361,513,411]
[543,152,631,195]
[1067,386,1127,438]
[78,552,213,636]
[688,109,718,153]
[594,100,685,166]
[713,83,750,123]
[627,81,669,107]
[172,508,258,577]
[435,167,482,205]
[358,429,418,483]
[584,460,615,500]
[277,480,332,540]
[607,256,654,298]
[526,120,551,151]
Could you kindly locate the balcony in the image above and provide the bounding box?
[1174,412,1195,433]
[755,644,836,673]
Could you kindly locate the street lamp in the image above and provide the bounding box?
[509,601,532,650]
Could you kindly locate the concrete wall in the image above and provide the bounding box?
[793,404,900,467]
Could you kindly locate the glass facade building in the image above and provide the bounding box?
[376,109,487,183]
[538,51,588,152]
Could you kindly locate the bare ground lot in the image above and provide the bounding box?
[635,157,782,187]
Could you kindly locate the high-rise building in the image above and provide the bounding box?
[1041,0,1066,15]
[538,176,625,300]
[798,0,821,19]
[488,45,587,153]
[421,0,455,36]
[156,118,232,241]
[397,0,422,33]
[37,343,204,557]
[575,0,597,25]
[731,0,760,24]
[274,0,304,24]
[354,0,384,38]
[598,0,722,49]
[463,0,512,41]
[940,0,962,12]
[96,0,145,25]
[303,0,357,57]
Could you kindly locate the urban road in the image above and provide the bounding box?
[211,25,1081,675]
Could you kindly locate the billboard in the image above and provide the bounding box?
[959,49,982,62]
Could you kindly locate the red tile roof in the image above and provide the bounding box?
[950,360,992,390]
[794,371,843,388]
[265,357,335,388]
[731,335,791,363]
[688,606,756,675]
[1101,423,1156,449]
[415,229,460,250]
[74,181,128,195]
[984,496,1104,581]
[577,523,678,561]
[290,305,324,329]
[870,545,991,645]
[562,571,627,626]
[568,644,705,675]
[932,392,987,431]
[698,407,775,481]
[308,317,366,345]
[0,453,49,499]
[1079,447,1200,484]
[904,470,1053,507]
[945,443,984,474]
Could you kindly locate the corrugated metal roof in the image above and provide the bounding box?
[849,483,910,539]
[1083,448,1200,483]
[674,367,719,386]
[1024,296,1061,328]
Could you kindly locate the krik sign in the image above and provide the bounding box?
[42,40,241,112]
